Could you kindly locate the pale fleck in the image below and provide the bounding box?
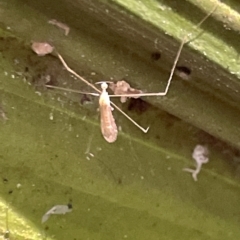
[31,42,54,56]
[0,106,8,122]
[48,19,70,36]
[35,91,42,96]
[14,58,19,65]
[41,204,72,223]
[183,145,209,181]
[49,112,53,120]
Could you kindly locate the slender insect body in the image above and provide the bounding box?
[99,82,118,143]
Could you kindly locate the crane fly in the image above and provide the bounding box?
[46,6,217,143]
[47,53,150,143]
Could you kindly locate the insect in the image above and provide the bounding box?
[46,6,217,143]
[42,204,72,223]
[183,145,209,181]
[47,54,150,143]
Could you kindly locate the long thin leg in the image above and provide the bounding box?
[111,102,149,133]
[46,85,99,96]
[108,4,218,98]
[57,53,101,94]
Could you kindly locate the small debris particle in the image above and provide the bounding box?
[31,42,54,56]
[80,94,91,105]
[183,145,209,181]
[0,106,8,122]
[42,204,72,223]
[4,230,10,239]
[3,178,8,183]
[109,80,142,103]
[48,19,70,36]
[16,183,22,189]
[49,112,53,120]
[35,91,42,96]
[14,58,20,65]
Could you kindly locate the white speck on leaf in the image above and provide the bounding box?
[49,112,53,120]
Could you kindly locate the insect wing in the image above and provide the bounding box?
[99,92,118,143]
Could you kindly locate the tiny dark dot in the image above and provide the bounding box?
[8,190,13,194]
[118,178,122,184]
[176,66,191,75]
[67,203,73,209]
[4,231,10,239]
[176,66,191,80]
[3,178,8,183]
[152,222,157,227]
[25,66,29,72]
[151,51,161,61]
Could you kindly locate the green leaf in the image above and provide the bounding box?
[1,0,240,239]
